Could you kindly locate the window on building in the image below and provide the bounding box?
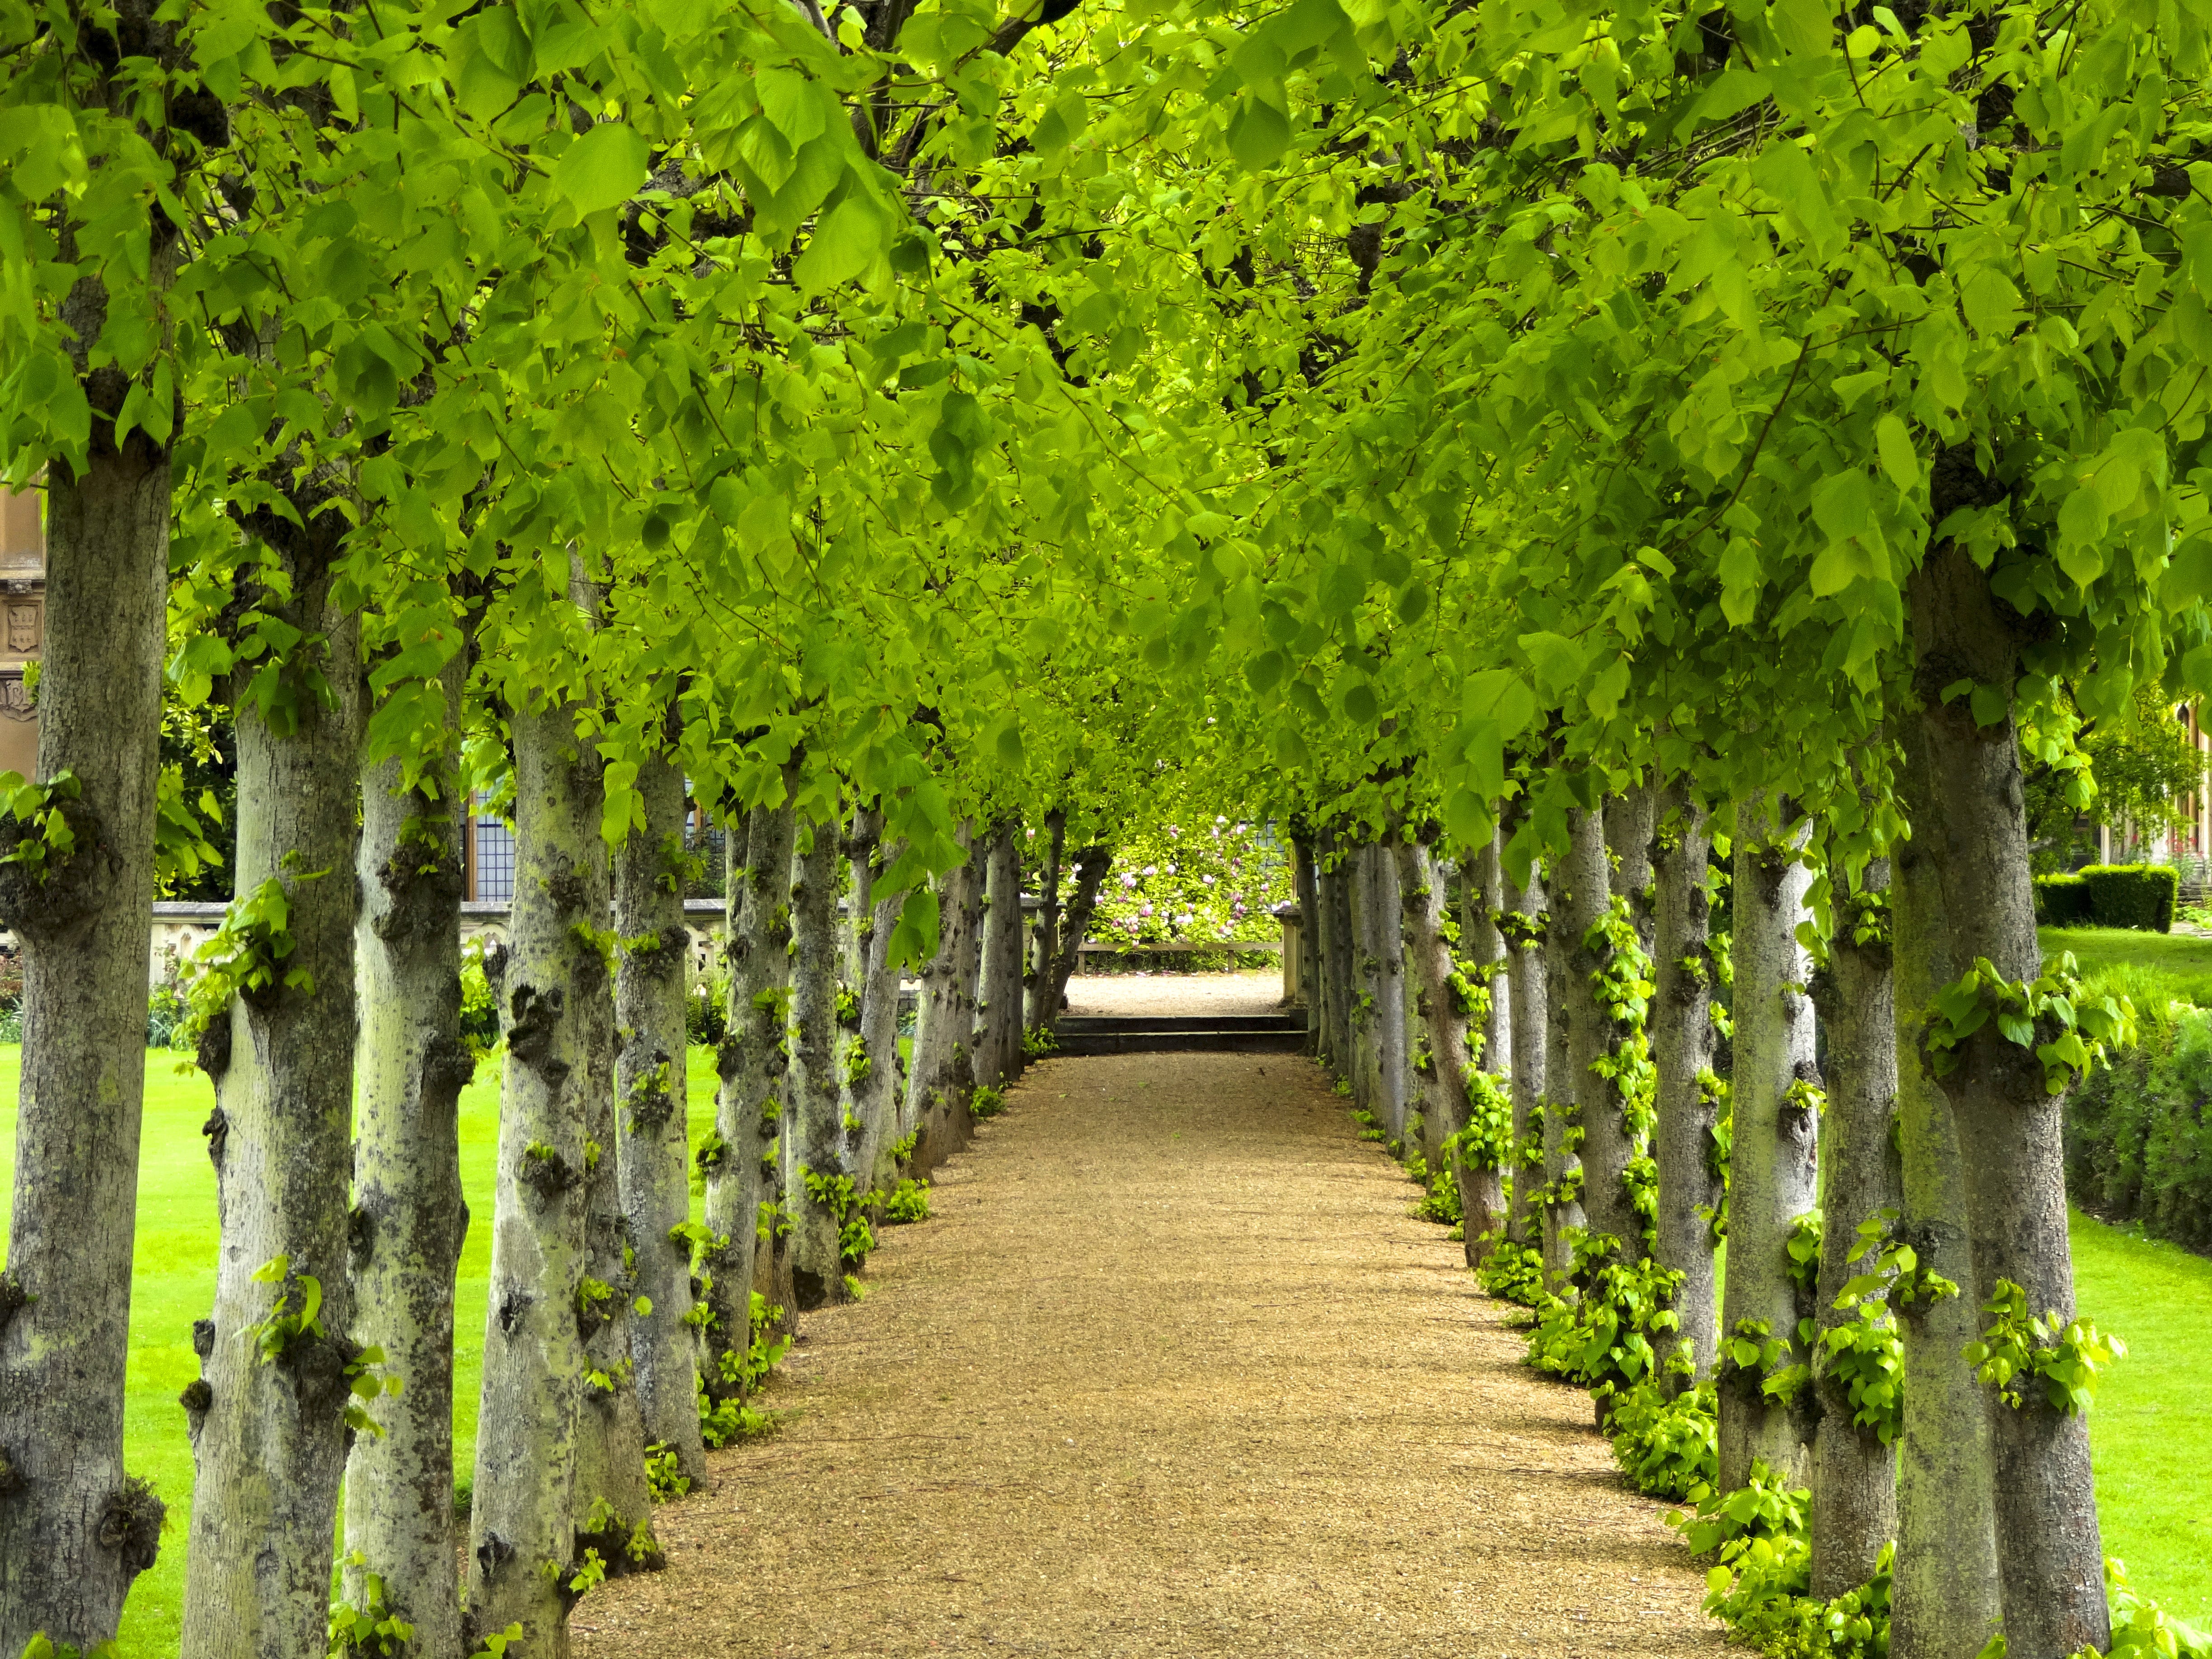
[474,813,516,903]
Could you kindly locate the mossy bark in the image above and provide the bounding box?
[1907,540,2106,1659]
[909,822,980,1176]
[847,815,906,1200]
[1292,835,1320,1017]
[1889,716,2001,1659]
[180,561,364,1659]
[978,818,1024,1088]
[344,648,471,1659]
[1571,802,1641,1262]
[1808,858,1901,1599]
[1503,862,1548,1249]
[613,753,708,1490]
[703,790,796,1392]
[0,305,172,1651]
[1650,794,1720,1382]
[462,693,601,1654]
[1399,838,1497,1246]
[1310,830,1345,1070]
[789,818,851,1310]
[1715,797,1818,1495]
[1026,810,1064,1031]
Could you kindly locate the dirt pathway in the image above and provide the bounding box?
[575,1053,1725,1659]
[1063,970,1286,1019]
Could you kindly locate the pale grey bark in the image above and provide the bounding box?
[1650,795,1720,1382]
[1891,716,2001,1659]
[1374,842,1408,1150]
[1909,539,2105,1659]
[1567,802,1640,1261]
[1026,810,1064,1030]
[1604,785,1658,950]
[1399,839,1499,1250]
[1809,856,1902,1599]
[1043,842,1109,1030]
[946,828,989,1146]
[0,359,171,1650]
[1715,797,1818,1495]
[847,815,906,1199]
[344,648,472,1659]
[789,818,851,1310]
[702,793,796,1393]
[1503,862,1548,1249]
[977,818,1024,1088]
[181,560,364,1659]
[614,752,708,1490]
[571,750,656,1573]
[755,806,800,1336]
[463,695,599,1653]
[908,822,980,1175]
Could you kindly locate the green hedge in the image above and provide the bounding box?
[2033,873,2094,927]
[2078,864,2179,933]
[2067,1008,2212,1251]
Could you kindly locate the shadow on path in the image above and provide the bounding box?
[574,1052,1726,1659]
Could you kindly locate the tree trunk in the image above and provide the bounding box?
[1349,841,1384,1126]
[944,829,990,1151]
[1326,839,1358,1077]
[1504,862,1548,1250]
[572,756,656,1573]
[789,817,851,1311]
[1605,785,1658,949]
[909,823,980,1175]
[1456,831,1510,1261]
[848,816,906,1200]
[1045,843,1110,1028]
[0,403,172,1652]
[978,818,1023,1088]
[1715,796,1818,1495]
[1026,809,1064,1030]
[613,755,708,1489]
[702,792,797,1394]
[344,649,472,1659]
[181,571,363,1659]
[1292,836,1319,1017]
[1398,839,1499,1244]
[1566,803,1640,1262]
[1890,716,2002,1659]
[462,694,600,1654]
[1310,830,1343,1069]
[1808,857,1902,1599]
[1650,794,1720,1382]
[1908,539,2107,1659]
[1374,842,1408,1151]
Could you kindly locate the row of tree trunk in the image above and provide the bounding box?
[1295,710,2104,1659]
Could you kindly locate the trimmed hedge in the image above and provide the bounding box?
[2067,1007,2212,1251]
[2033,873,2094,927]
[2078,864,2179,933]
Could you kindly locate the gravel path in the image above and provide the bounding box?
[574,1051,1725,1659]
[1064,970,1288,1019]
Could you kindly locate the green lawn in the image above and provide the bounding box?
[2073,1209,2212,1619]
[2041,924,2212,1012]
[0,1044,722,1658]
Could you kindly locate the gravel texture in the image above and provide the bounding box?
[573,1050,1726,1659]
[1064,970,1289,1019]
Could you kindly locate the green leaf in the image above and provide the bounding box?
[1876,416,1919,495]
[1517,632,1585,699]
[551,122,649,218]
[794,197,885,294]
[1227,97,1291,171]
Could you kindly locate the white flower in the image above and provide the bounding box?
[1202,874,1215,885]
[1121,874,1139,888]
[1165,863,1176,875]
[1216,815,1228,825]
[1142,864,1158,876]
